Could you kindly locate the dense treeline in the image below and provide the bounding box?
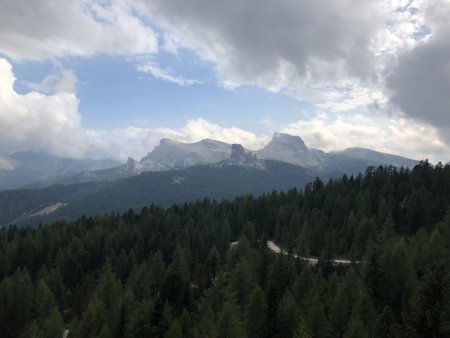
[0,160,449,337]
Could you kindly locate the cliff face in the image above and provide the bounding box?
[257,132,323,167]
[125,157,143,173]
[230,144,256,163]
[140,138,231,171]
[222,144,266,169]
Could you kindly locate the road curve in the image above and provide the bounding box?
[267,240,356,265]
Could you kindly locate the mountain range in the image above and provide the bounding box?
[0,151,120,191]
[22,132,416,188]
[0,133,418,225]
[140,132,417,174]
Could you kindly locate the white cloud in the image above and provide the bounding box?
[0,0,158,61]
[283,112,447,162]
[169,119,270,150]
[0,1,208,88]
[1,0,449,163]
[137,0,450,130]
[0,58,87,157]
[141,0,378,100]
[22,69,78,94]
[0,58,130,160]
[0,58,268,160]
[387,0,450,140]
[136,59,202,86]
[113,113,449,163]
[3,56,448,163]
[112,118,270,159]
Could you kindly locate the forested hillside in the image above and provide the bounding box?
[0,160,316,226]
[1,161,449,337]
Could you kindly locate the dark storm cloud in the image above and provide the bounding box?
[388,2,450,139]
[142,0,378,87]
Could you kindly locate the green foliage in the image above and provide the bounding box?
[0,163,450,337]
[277,291,299,338]
[245,286,267,338]
[406,263,450,337]
[165,320,183,338]
[217,299,245,338]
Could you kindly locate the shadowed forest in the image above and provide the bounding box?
[1,161,449,337]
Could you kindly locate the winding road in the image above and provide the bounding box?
[266,240,356,265]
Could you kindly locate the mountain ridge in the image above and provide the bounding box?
[0,151,121,190]
[1,132,418,191]
[0,158,316,226]
[0,138,420,226]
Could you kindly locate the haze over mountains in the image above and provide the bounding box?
[0,133,418,226]
[0,133,417,191]
[0,151,120,191]
[133,132,417,173]
[33,132,416,187]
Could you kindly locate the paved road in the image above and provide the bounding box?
[267,240,355,265]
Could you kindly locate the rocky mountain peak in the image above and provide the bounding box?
[230,144,253,162]
[268,133,308,152]
[231,144,244,159]
[140,138,232,171]
[229,144,260,167]
[159,138,176,146]
[256,133,321,167]
[126,157,142,173]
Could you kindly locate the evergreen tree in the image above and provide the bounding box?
[34,279,58,323]
[126,300,153,338]
[230,259,256,310]
[374,306,396,338]
[344,315,368,338]
[242,221,256,246]
[277,291,299,338]
[165,320,183,338]
[245,286,267,338]
[217,300,246,338]
[0,162,450,338]
[207,246,221,281]
[407,263,450,337]
[40,308,64,338]
[305,294,331,338]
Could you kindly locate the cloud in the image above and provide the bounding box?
[283,112,447,162]
[0,0,158,61]
[140,0,379,99]
[0,58,268,160]
[0,58,128,160]
[165,119,270,150]
[113,118,270,159]
[2,56,448,163]
[138,0,441,113]
[0,58,87,157]
[137,0,450,158]
[136,59,202,86]
[22,69,78,94]
[2,0,449,163]
[113,113,449,163]
[0,1,202,87]
[387,0,450,140]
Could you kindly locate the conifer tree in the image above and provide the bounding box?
[277,291,299,338]
[245,286,267,338]
[217,299,246,338]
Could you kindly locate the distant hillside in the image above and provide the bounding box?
[0,133,420,225]
[37,133,417,187]
[257,132,417,173]
[0,151,120,190]
[140,138,233,170]
[0,159,316,226]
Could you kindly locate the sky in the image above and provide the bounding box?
[0,0,449,162]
